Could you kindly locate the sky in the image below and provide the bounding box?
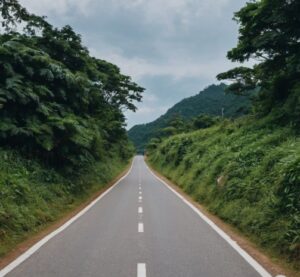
[19,0,248,129]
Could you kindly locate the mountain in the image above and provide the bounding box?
[128,83,251,152]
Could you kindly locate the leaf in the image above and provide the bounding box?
[39,68,54,81]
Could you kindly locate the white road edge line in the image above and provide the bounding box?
[138,207,143,214]
[138,223,144,233]
[146,163,273,277]
[137,263,146,277]
[0,159,135,277]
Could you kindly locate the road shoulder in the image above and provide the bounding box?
[145,158,295,277]
[0,160,133,272]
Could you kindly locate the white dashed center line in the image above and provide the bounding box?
[137,263,146,277]
[138,207,143,214]
[138,223,144,233]
[139,196,142,200]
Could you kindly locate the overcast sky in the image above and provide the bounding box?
[19,0,248,129]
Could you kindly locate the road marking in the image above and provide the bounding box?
[0,160,136,277]
[146,162,273,277]
[139,191,142,195]
[139,196,142,200]
[138,207,143,214]
[137,263,146,277]
[138,223,144,233]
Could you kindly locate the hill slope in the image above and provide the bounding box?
[146,115,300,270]
[128,84,250,152]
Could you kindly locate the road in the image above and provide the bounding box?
[1,156,271,277]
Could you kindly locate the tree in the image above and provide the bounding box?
[0,0,51,34]
[192,115,218,129]
[217,0,300,124]
[0,0,144,167]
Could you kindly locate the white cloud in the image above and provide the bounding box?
[142,93,159,103]
[17,0,248,127]
[19,0,239,83]
[135,105,167,115]
[103,0,233,35]
[19,0,93,16]
[19,0,232,27]
[90,47,237,82]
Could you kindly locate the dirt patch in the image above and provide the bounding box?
[146,159,298,277]
[0,162,132,270]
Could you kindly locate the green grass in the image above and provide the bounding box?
[0,148,131,258]
[147,115,300,270]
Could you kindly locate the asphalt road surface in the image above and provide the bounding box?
[1,156,271,277]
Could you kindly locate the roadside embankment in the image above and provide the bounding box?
[0,148,131,260]
[147,116,300,273]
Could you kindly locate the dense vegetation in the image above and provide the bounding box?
[0,148,128,257]
[217,0,300,126]
[0,0,142,256]
[147,0,300,270]
[0,1,143,168]
[147,117,300,267]
[128,84,250,153]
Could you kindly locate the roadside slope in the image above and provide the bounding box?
[0,148,131,259]
[147,116,300,272]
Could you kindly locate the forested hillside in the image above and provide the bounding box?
[0,0,143,256]
[147,0,300,271]
[128,83,250,153]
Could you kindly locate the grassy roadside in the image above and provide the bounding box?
[0,148,132,260]
[147,115,300,274]
[146,158,299,277]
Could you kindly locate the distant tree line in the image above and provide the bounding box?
[128,84,251,153]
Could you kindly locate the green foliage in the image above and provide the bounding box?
[0,0,138,256]
[217,0,300,125]
[192,114,219,129]
[147,116,300,266]
[0,148,130,257]
[129,84,250,153]
[0,1,143,167]
[0,0,51,34]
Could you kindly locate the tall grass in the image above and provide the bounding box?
[0,148,130,257]
[147,115,300,267]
